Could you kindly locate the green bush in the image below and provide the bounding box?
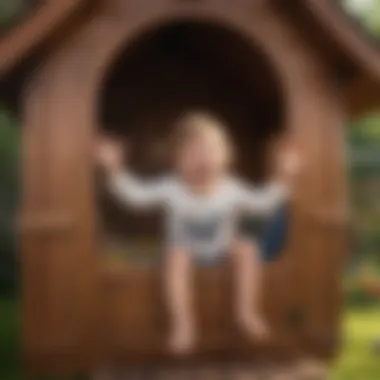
[0,108,19,295]
[0,0,30,30]
[344,273,380,307]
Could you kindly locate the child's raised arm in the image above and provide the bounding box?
[237,180,289,216]
[237,144,302,215]
[95,135,168,209]
[109,172,169,209]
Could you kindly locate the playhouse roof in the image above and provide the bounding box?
[0,0,85,73]
[0,0,379,117]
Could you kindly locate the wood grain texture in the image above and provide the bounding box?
[88,360,328,380]
[20,0,347,372]
[0,0,87,75]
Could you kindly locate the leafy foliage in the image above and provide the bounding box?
[350,114,380,146]
[342,0,380,38]
[0,0,31,31]
[0,108,19,295]
[348,111,380,273]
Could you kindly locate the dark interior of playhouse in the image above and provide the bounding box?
[97,21,284,261]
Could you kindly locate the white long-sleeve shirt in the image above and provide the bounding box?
[109,173,289,260]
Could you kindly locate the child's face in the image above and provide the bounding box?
[176,129,229,186]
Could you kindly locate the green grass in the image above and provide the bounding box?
[331,305,380,380]
[0,297,21,380]
[0,297,380,379]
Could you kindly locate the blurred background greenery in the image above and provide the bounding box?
[0,0,380,379]
[0,0,32,31]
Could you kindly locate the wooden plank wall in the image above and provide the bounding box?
[20,0,347,372]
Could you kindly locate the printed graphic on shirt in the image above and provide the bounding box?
[181,214,225,244]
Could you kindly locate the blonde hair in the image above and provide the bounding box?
[172,111,234,165]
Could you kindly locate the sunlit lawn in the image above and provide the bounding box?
[331,305,380,380]
[0,298,380,379]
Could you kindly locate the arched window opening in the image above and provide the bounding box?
[97,21,285,263]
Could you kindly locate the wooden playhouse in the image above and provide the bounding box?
[1,0,380,376]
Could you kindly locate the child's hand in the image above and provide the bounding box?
[95,135,125,174]
[280,148,302,178]
[276,142,303,180]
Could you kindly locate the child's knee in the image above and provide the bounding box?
[165,247,192,269]
[231,239,258,258]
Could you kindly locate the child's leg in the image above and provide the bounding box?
[230,239,269,341]
[164,247,195,354]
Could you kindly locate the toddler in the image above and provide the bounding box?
[95,112,301,355]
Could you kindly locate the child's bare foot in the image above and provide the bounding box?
[237,312,270,342]
[168,324,195,355]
